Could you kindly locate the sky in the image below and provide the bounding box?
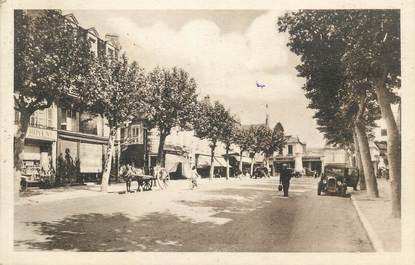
[65,9,326,148]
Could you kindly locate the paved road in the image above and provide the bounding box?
[14,177,373,252]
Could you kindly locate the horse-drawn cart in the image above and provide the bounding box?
[125,174,156,192]
[121,165,169,193]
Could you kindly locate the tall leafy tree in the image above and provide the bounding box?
[262,122,286,176]
[341,10,401,217]
[278,10,384,198]
[80,54,146,192]
[246,124,269,176]
[234,127,252,174]
[14,10,94,197]
[144,67,198,167]
[219,113,238,179]
[193,98,230,179]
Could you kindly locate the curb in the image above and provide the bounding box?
[350,195,384,252]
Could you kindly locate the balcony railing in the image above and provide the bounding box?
[15,119,55,130]
[121,136,143,145]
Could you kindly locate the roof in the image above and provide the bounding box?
[64,13,79,25]
[87,27,100,38]
[285,135,305,145]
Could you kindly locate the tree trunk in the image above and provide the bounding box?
[250,155,254,176]
[209,143,216,180]
[157,132,167,167]
[353,128,366,190]
[270,159,275,177]
[101,127,117,192]
[355,123,379,198]
[239,150,243,173]
[225,147,230,180]
[14,111,31,199]
[375,80,401,217]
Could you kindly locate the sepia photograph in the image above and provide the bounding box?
[1,1,415,265]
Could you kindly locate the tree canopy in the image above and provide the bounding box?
[14,10,94,115]
[144,67,198,135]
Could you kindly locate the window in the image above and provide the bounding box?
[29,109,47,128]
[381,129,387,136]
[79,112,98,135]
[279,148,283,155]
[60,109,67,130]
[288,145,293,155]
[120,128,125,139]
[47,107,53,128]
[130,125,143,144]
[60,109,76,131]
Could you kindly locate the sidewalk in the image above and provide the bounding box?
[350,178,401,252]
[15,176,253,206]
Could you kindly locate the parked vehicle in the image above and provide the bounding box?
[317,165,359,196]
[253,166,269,179]
[293,168,305,178]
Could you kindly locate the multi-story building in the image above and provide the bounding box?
[14,104,58,182]
[56,13,119,182]
[15,10,120,184]
[273,135,307,172]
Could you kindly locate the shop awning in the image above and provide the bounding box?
[165,154,190,173]
[233,155,252,164]
[196,155,231,168]
[80,143,103,173]
[22,145,41,161]
[214,156,229,167]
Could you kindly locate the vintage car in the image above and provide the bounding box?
[293,168,305,178]
[317,165,359,196]
[253,166,269,179]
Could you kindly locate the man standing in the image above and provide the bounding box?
[279,164,292,197]
[191,166,200,190]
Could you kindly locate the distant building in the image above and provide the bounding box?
[274,135,306,172]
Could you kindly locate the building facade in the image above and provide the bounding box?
[14,105,58,182]
[273,135,307,172]
[15,10,120,184]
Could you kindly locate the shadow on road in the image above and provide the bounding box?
[15,187,295,252]
[15,211,219,251]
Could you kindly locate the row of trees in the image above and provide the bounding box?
[278,10,401,217]
[14,10,286,196]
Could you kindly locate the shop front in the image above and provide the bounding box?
[273,157,295,173]
[302,156,322,175]
[57,130,108,183]
[195,154,230,178]
[165,153,192,179]
[19,126,57,183]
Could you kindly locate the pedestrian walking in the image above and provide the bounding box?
[279,164,292,197]
[191,166,200,189]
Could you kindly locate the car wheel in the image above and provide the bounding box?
[342,187,347,197]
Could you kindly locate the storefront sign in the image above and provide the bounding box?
[26,127,57,141]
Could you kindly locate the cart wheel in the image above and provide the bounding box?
[143,180,152,191]
[20,178,28,192]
